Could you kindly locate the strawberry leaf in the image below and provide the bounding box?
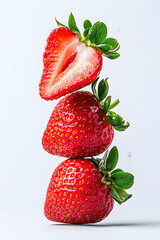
[110,44,120,53]
[105,146,119,171]
[88,22,107,45]
[98,44,113,52]
[92,78,129,132]
[83,19,92,29]
[110,186,132,204]
[109,99,120,110]
[103,52,120,59]
[99,158,106,173]
[103,38,119,50]
[111,168,123,175]
[104,96,111,114]
[55,18,68,28]
[94,147,134,205]
[102,150,109,167]
[98,78,109,101]
[111,172,134,190]
[109,114,124,126]
[91,78,99,99]
[108,111,130,131]
[83,28,90,38]
[68,13,81,38]
[91,157,101,165]
[114,122,130,131]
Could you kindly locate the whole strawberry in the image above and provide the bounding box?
[44,147,134,224]
[39,13,120,100]
[42,78,129,158]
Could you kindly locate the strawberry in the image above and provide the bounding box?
[44,147,134,224]
[39,13,120,100]
[39,27,102,100]
[42,78,129,158]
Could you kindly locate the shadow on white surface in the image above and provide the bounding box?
[52,221,160,228]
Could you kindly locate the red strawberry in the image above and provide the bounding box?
[39,14,120,100]
[44,159,114,224]
[42,90,114,158]
[42,78,130,158]
[44,148,134,224]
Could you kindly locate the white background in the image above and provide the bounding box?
[0,0,160,239]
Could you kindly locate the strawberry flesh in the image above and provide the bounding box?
[61,52,77,73]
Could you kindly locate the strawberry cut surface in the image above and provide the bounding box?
[44,159,114,224]
[39,28,102,100]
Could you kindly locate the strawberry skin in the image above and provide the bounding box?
[42,91,114,158]
[39,28,102,100]
[44,159,114,224]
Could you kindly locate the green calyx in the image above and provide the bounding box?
[92,147,134,204]
[55,13,120,60]
[91,78,130,131]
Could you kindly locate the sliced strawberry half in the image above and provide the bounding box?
[39,27,102,100]
[39,13,120,100]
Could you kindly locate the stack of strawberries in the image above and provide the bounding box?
[39,13,134,224]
